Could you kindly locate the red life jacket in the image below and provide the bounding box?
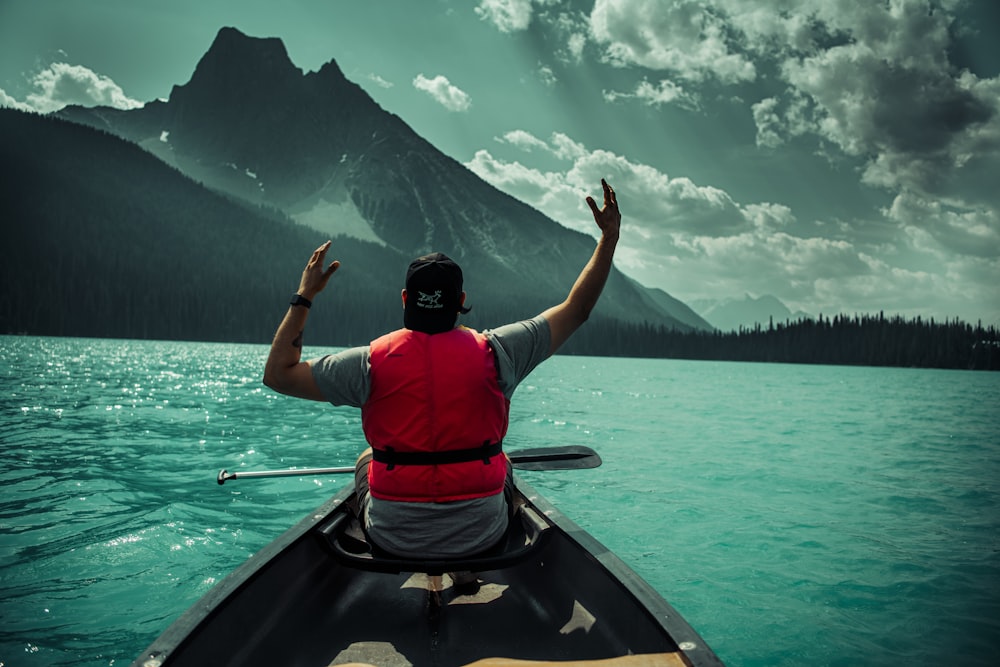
[362,327,510,502]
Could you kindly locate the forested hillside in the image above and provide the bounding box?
[1,109,405,345]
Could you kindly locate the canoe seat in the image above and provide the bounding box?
[316,502,552,575]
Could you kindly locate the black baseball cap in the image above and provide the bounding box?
[403,252,471,334]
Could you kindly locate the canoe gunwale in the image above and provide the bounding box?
[130,484,355,667]
[517,481,724,667]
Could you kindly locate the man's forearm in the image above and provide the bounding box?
[263,304,310,389]
[262,241,339,400]
[542,231,619,354]
[565,232,619,321]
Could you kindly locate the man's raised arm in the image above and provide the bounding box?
[541,179,622,355]
[263,240,340,400]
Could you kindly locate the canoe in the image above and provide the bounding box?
[130,475,723,667]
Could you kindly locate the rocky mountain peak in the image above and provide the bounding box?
[175,27,300,97]
[47,28,713,332]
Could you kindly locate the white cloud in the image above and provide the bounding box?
[18,62,143,113]
[498,129,551,152]
[780,40,995,193]
[550,132,588,161]
[538,64,557,87]
[0,88,33,111]
[634,78,695,107]
[548,10,591,64]
[471,130,755,238]
[475,0,534,33]
[886,191,1000,259]
[466,148,578,215]
[605,78,697,109]
[744,202,795,231]
[367,73,393,89]
[566,32,587,63]
[412,74,471,112]
[751,97,783,148]
[497,130,587,161]
[589,0,756,84]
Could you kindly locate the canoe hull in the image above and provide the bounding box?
[132,478,722,667]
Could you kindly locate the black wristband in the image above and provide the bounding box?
[289,293,312,309]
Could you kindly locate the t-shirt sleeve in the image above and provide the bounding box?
[308,346,371,407]
[484,315,551,400]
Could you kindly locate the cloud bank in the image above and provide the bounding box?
[0,62,142,113]
[584,0,999,201]
[465,128,994,323]
[471,0,1000,323]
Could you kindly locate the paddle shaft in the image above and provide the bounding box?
[217,445,600,484]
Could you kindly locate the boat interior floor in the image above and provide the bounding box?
[162,493,705,667]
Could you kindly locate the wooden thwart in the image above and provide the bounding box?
[334,655,688,667]
[462,654,690,666]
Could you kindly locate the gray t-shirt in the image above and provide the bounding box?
[309,316,551,557]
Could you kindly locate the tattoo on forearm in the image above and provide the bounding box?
[292,331,303,349]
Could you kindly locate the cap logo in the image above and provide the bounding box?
[417,290,443,309]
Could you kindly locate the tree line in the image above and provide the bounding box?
[560,312,999,371]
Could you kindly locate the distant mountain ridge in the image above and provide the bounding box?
[692,294,811,332]
[55,27,713,334]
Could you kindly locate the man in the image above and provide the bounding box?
[263,179,621,558]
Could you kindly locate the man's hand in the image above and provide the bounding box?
[298,241,340,300]
[585,179,621,240]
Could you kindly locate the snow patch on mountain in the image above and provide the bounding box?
[293,197,385,246]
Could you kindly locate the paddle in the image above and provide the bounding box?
[217,445,601,484]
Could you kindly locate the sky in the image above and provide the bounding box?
[2,0,998,325]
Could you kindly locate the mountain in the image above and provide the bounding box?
[0,108,410,345]
[692,294,810,332]
[1,107,707,351]
[628,280,713,331]
[54,26,712,334]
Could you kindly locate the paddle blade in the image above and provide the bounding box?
[509,445,602,471]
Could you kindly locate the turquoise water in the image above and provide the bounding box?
[1,335,998,666]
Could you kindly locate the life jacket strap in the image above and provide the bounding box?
[373,440,502,470]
